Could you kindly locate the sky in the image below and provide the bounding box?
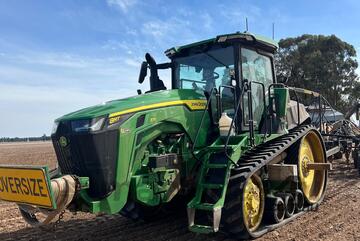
[0,0,359,137]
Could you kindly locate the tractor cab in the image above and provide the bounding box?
[139,32,279,139]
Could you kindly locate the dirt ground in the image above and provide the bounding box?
[0,142,359,241]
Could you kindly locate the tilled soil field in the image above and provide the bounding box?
[0,142,359,241]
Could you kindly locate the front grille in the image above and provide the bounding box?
[52,121,119,199]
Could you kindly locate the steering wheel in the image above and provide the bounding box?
[202,72,219,82]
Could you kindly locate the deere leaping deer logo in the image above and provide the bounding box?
[59,136,68,147]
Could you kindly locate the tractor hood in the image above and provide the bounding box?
[56,89,206,122]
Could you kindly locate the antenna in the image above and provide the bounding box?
[272,22,275,40]
[245,18,249,32]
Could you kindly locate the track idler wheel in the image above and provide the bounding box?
[299,131,327,204]
[264,196,285,224]
[242,174,265,232]
[294,189,304,212]
[276,193,295,218]
[222,173,265,239]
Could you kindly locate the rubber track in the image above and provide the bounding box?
[222,124,328,239]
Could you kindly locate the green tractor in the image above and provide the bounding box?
[0,32,330,239]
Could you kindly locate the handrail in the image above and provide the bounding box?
[251,81,267,138]
[223,82,247,166]
[294,90,337,131]
[192,87,218,154]
[288,88,301,126]
[284,86,337,134]
[287,87,320,97]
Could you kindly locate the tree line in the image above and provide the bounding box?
[275,34,359,113]
[0,135,51,143]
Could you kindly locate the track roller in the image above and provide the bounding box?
[276,193,295,218]
[294,189,304,212]
[264,196,285,224]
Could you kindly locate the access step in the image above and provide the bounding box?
[189,224,216,234]
[187,207,222,233]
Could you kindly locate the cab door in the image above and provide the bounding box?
[241,48,275,131]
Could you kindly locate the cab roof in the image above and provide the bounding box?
[165,31,279,58]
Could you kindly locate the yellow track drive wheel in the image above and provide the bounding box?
[242,174,265,232]
[298,131,326,204]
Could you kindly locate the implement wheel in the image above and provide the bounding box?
[297,130,327,204]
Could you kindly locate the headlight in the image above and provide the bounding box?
[51,121,59,134]
[90,117,105,131]
[71,117,105,132]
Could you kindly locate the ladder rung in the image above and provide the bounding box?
[194,203,214,211]
[207,163,228,168]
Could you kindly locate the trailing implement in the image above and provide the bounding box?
[0,32,334,239]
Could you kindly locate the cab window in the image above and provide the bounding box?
[174,46,234,93]
[242,48,274,129]
[174,46,236,119]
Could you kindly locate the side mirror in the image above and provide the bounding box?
[138,61,148,84]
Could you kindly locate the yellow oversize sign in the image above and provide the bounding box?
[0,166,54,208]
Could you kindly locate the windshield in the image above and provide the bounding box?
[173,46,235,92]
